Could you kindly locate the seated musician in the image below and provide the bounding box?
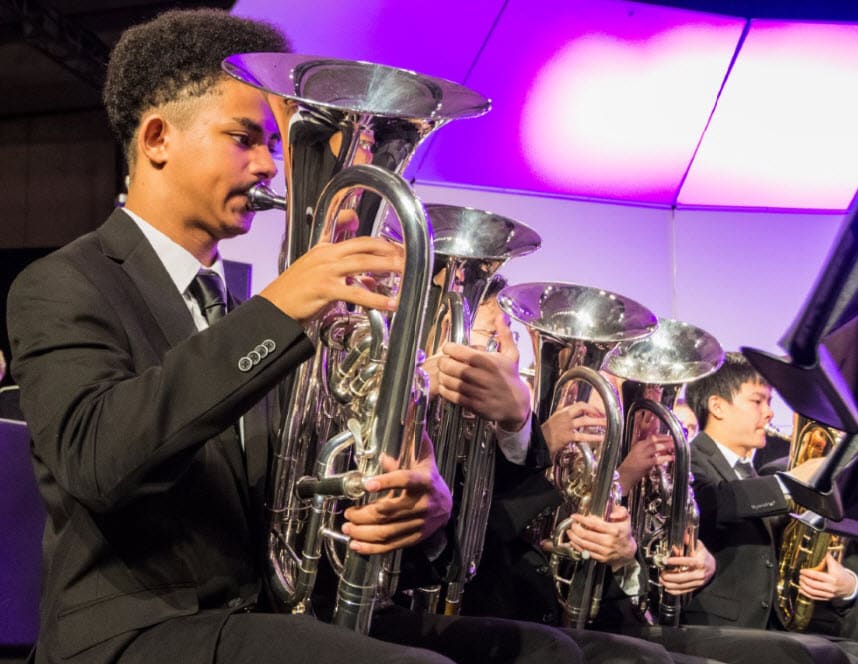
[667,352,858,663]
[5,10,584,664]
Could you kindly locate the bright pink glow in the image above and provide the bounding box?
[414,0,744,204]
[232,0,504,82]
[679,21,858,210]
[521,23,744,200]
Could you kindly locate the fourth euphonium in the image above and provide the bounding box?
[498,282,657,627]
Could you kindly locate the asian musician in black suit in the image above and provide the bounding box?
[668,352,858,663]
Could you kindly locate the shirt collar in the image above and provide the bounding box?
[710,435,752,469]
[124,207,226,295]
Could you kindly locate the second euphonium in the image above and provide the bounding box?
[604,318,724,625]
[223,53,490,633]
[498,282,657,627]
[776,414,845,631]
[420,205,541,614]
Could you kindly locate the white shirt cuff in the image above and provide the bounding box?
[495,417,532,465]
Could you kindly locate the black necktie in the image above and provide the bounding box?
[734,459,757,480]
[189,270,227,326]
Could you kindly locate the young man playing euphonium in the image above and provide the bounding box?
[7,10,581,664]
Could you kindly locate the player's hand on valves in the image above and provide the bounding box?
[567,504,637,571]
[540,403,607,459]
[436,323,531,432]
[341,432,452,555]
[660,536,716,596]
[617,433,674,494]
[260,237,404,326]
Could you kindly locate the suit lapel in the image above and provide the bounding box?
[97,210,253,508]
[697,432,738,482]
[98,210,197,349]
[697,432,775,538]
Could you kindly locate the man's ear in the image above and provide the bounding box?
[136,113,170,167]
[707,394,725,421]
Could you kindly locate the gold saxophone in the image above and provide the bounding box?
[498,282,657,627]
[604,317,724,625]
[775,414,845,631]
[223,53,489,633]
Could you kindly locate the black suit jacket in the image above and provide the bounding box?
[7,210,315,662]
[460,421,562,624]
[683,432,790,628]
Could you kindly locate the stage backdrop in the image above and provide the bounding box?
[223,0,857,428]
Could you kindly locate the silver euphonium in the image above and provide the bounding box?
[604,318,723,625]
[223,53,489,633]
[498,283,657,627]
[419,205,541,614]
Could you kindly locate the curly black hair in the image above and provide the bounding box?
[103,9,290,163]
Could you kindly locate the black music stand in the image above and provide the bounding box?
[742,189,858,523]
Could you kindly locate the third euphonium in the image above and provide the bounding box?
[421,205,541,614]
[498,282,657,627]
[776,414,845,631]
[604,318,723,625]
[223,53,489,632]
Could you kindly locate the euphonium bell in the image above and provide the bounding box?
[223,53,490,269]
[223,53,490,633]
[603,317,723,625]
[498,282,657,627]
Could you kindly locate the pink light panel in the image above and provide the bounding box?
[678,20,858,210]
[233,0,858,210]
[520,22,745,201]
[413,0,745,205]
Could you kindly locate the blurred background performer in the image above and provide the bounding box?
[432,279,719,664]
